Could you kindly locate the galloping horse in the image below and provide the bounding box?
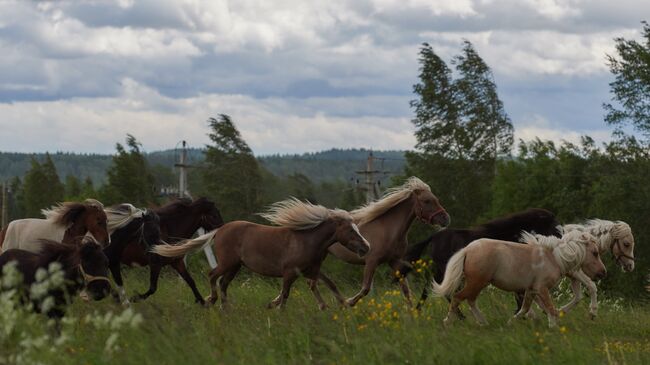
[101,204,161,305]
[326,177,450,307]
[153,199,370,310]
[558,219,635,318]
[0,236,111,321]
[116,198,223,304]
[433,231,606,327]
[0,199,110,253]
[397,208,561,309]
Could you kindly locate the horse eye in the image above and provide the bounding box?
[624,242,630,247]
[593,252,598,257]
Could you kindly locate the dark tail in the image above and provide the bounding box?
[394,235,433,281]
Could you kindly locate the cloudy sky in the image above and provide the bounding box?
[0,0,647,155]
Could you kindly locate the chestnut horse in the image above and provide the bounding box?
[117,198,223,304]
[0,199,110,252]
[153,199,371,310]
[0,236,111,322]
[433,230,607,328]
[558,219,635,318]
[326,177,450,306]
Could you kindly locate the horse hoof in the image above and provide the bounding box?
[589,313,597,320]
[345,299,356,307]
[318,304,328,311]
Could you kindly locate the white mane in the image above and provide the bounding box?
[105,203,145,234]
[259,198,351,230]
[351,176,431,226]
[563,219,634,253]
[521,230,591,273]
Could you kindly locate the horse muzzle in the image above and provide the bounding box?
[594,269,607,281]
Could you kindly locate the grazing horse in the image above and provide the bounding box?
[397,208,561,309]
[0,236,111,321]
[558,219,635,318]
[0,199,110,252]
[326,177,450,307]
[116,198,223,304]
[433,230,606,328]
[153,199,371,310]
[102,204,161,305]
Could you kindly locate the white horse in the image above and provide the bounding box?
[433,230,606,328]
[558,219,635,318]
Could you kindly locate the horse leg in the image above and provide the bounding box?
[415,268,433,310]
[390,259,413,307]
[206,265,226,306]
[171,259,205,305]
[346,259,379,307]
[445,278,485,327]
[218,264,241,308]
[570,270,598,319]
[559,272,584,314]
[131,261,162,302]
[316,272,346,306]
[510,291,536,323]
[308,278,328,310]
[272,272,298,309]
[108,256,129,305]
[536,287,559,328]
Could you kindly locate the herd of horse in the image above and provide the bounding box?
[0,176,636,328]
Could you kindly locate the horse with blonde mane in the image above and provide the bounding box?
[0,199,110,253]
[558,219,635,318]
[433,230,606,328]
[153,198,370,309]
[326,177,450,306]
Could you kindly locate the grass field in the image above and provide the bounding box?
[13,260,650,365]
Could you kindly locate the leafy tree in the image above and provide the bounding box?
[22,154,64,217]
[203,115,262,221]
[81,177,97,200]
[7,177,24,221]
[65,175,82,199]
[604,21,650,138]
[101,135,156,206]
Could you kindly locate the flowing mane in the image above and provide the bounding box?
[105,204,145,233]
[351,177,431,226]
[521,230,590,273]
[41,199,105,227]
[259,198,351,230]
[563,219,633,252]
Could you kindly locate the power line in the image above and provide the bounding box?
[355,151,391,203]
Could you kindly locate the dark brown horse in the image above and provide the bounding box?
[0,236,111,321]
[0,199,110,252]
[153,199,371,309]
[326,177,450,307]
[114,198,223,304]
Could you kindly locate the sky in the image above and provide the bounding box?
[0,0,647,155]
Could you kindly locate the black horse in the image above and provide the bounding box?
[0,237,111,321]
[397,208,562,310]
[112,198,224,304]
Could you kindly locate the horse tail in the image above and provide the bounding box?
[152,229,219,258]
[392,235,433,281]
[431,247,467,298]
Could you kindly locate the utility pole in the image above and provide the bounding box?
[1,181,7,228]
[356,151,390,203]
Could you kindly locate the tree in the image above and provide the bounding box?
[22,154,64,217]
[65,175,82,199]
[101,135,156,207]
[604,21,650,138]
[203,115,262,221]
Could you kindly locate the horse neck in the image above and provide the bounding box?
[550,241,584,275]
[302,220,339,252]
[158,206,201,239]
[369,197,416,240]
[586,224,615,254]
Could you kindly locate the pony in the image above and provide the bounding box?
[432,230,607,328]
[101,204,161,305]
[558,219,635,318]
[326,177,450,307]
[0,199,110,252]
[397,208,561,309]
[0,236,111,322]
[153,198,371,310]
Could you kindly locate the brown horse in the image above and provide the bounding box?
[153,198,371,309]
[0,199,109,252]
[326,177,450,306]
[433,231,607,328]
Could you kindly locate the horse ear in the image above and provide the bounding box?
[61,203,87,225]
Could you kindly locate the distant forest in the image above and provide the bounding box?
[0,148,406,187]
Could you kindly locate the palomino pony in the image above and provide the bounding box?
[117,198,223,304]
[397,208,561,309]
[558,219,635,318]
[153,199,371,310]
[101,204,161,305]
[433,230,607,328]
[0,236,111,322]
[0,199,110,253]
[326,177,450,307]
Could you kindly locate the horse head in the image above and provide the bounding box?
[333,214,370,258]
[78,237,111,300]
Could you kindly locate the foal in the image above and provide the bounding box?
[154,199,370,309]
[433,230,606,327]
